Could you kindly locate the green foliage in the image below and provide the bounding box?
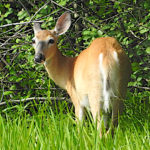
[0,2,149,92]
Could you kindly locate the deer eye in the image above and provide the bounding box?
[48,39,54,44]
[32,39,35,44]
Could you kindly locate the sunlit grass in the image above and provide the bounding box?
[0,91,149,150]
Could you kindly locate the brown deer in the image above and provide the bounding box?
[32,12,131,136]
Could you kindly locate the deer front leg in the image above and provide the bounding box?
[70,94,85,135]
[69,91,84,122]
[75,104,84,121]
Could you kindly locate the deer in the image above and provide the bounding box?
[32,12,131,136]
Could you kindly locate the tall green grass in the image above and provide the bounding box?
[0,92,149,150]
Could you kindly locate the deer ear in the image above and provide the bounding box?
[54,12,71,36]
[33,23,42,34]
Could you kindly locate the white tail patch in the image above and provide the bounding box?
[99,52,119,112]
[112,51,119,95]
[113,51,119,63]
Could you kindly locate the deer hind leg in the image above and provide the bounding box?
[88,87,103,137]
[105,97,123,136]
[110,84,125,135]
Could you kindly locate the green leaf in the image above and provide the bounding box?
[137,77,142,82]
[132,62,140,72]
[59,0,67,6]
[4,91,13,96]
[4,4,10,8]
[16,78,22,82]
[17,10,28,20]
[146,47,150,54]
[16,39,21,43]
[98,30,103,36]
[139,27,149,34]
[10,85,16,90]
[82,30,91,35]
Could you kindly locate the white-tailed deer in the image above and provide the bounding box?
[32,12,131,136]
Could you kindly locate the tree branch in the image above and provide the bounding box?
[129,86,150,91]
[0,21,43,28]
[0,97,71,106]
[51,0,101,30]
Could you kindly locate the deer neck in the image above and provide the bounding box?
[44,47,75,90]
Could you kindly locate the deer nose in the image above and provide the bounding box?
[34,53,45,63]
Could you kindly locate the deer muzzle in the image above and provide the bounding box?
[34,53,45,63]
[34,41,46,63]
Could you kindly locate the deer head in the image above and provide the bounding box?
[32,12,71,63]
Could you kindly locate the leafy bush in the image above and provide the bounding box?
[0,0,149,107]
